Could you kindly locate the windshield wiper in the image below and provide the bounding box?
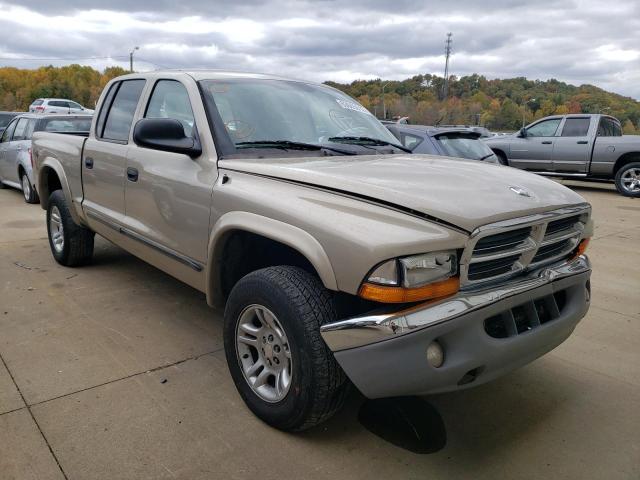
[478,153,495,161]
[327,136,411,152]
[235,140,355,155]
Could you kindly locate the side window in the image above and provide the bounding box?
[24,119,37,140]
[598,117,622,137]
[526,119,561,137]
[101,80,146,142]
[12,118,30,141]
[1,119,17,142]
[69,102,83,109]
[49,101,65,108]
[145,80,195,137]
[561,118,590,137]
[95,82,119,137]
[401,133,423,150]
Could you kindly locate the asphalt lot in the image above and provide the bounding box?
[0,180,638,480]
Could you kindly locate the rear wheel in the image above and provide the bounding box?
[21,173,39,204]
[47,190,94,266]
[615,162,640,197]
[224,266,349,431]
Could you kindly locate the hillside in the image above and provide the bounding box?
[326,74,640,132]
[1,66,638,133]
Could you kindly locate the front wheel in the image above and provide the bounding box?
[224,266,349,431]
[614,162,640,197]
[495,151,509,166]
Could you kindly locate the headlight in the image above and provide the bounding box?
[360,251,459,303]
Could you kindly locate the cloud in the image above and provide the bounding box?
[3,0,639,99]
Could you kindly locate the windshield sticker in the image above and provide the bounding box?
[335,99,372,115]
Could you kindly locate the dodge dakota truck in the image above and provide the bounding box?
[33,71,593,431]
[485,114,640,197]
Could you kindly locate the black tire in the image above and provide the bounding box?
[20,173,39,204]
[495,151,509,166]
[46,190,95,266]
[224,266,349,431]
[614,162,640,198]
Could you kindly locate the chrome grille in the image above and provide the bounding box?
[460,206,589,287]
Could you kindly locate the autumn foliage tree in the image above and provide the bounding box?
[327,74,640,133]
[0,65,128,111]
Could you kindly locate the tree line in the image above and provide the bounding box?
[0,65,129,112]
[1,66,638,134]
[326,74,640,133]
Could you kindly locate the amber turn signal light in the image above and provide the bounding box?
[358,276,460,303]
[572,238,590,259]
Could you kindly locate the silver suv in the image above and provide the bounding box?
[29,98,94,115]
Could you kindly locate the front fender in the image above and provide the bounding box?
[206,211,338,307]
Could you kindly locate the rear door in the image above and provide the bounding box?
[0,119,18,181]
[508,117,562,170]
[123,78,215,267]
[551,117,594,173]
[82,79,146,225]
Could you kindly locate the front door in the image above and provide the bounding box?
[508,117,562,171]
[123,78,216,267]
[82,79,146,225]
[551,117,593,173]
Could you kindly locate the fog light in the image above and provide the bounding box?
[426,341,444,368]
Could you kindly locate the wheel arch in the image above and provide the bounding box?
[613,152,640,176]
[206,212,338,308]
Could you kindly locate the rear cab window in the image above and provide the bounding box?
[96,79,146,143]
[40,117,92,133]
[597,117,622,137]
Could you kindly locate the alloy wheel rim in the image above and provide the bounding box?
[235,304,292,403]
[49,206,64,253]
[21,175,31,200]
[621,167,640,193]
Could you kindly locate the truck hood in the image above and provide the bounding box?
[219,154,588,232]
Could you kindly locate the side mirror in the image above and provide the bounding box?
[133,118,202,158]
[518,127,528,138]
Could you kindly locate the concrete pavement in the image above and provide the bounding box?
[0,181,638,479]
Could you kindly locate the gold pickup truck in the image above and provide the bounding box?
[33,71,593,431]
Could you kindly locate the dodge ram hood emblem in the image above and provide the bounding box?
[509,186,532,197]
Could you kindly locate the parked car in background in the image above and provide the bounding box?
[33,71,592,432]
[0,111,22,136]
[485,114,640,197]
[0,114,92,203]
[29,98,94,115]
[387,124,499,163]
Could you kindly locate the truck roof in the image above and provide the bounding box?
[115,70,316,84]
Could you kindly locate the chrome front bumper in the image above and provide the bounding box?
[321,255,591,352]
[323,256,591,399]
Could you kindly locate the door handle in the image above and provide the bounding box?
[541,141,553,145]
[127,167,139,182]
[84,157,94,169]
[577,140,588,144]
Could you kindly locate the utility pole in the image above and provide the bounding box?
[381,81,390,119]
[442,33,452,100]
[129,46,139,73]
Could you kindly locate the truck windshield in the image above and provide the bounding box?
[434,133,497,161]
[199,78,400,154]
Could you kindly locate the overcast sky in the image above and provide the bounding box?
[1,1,639,99]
